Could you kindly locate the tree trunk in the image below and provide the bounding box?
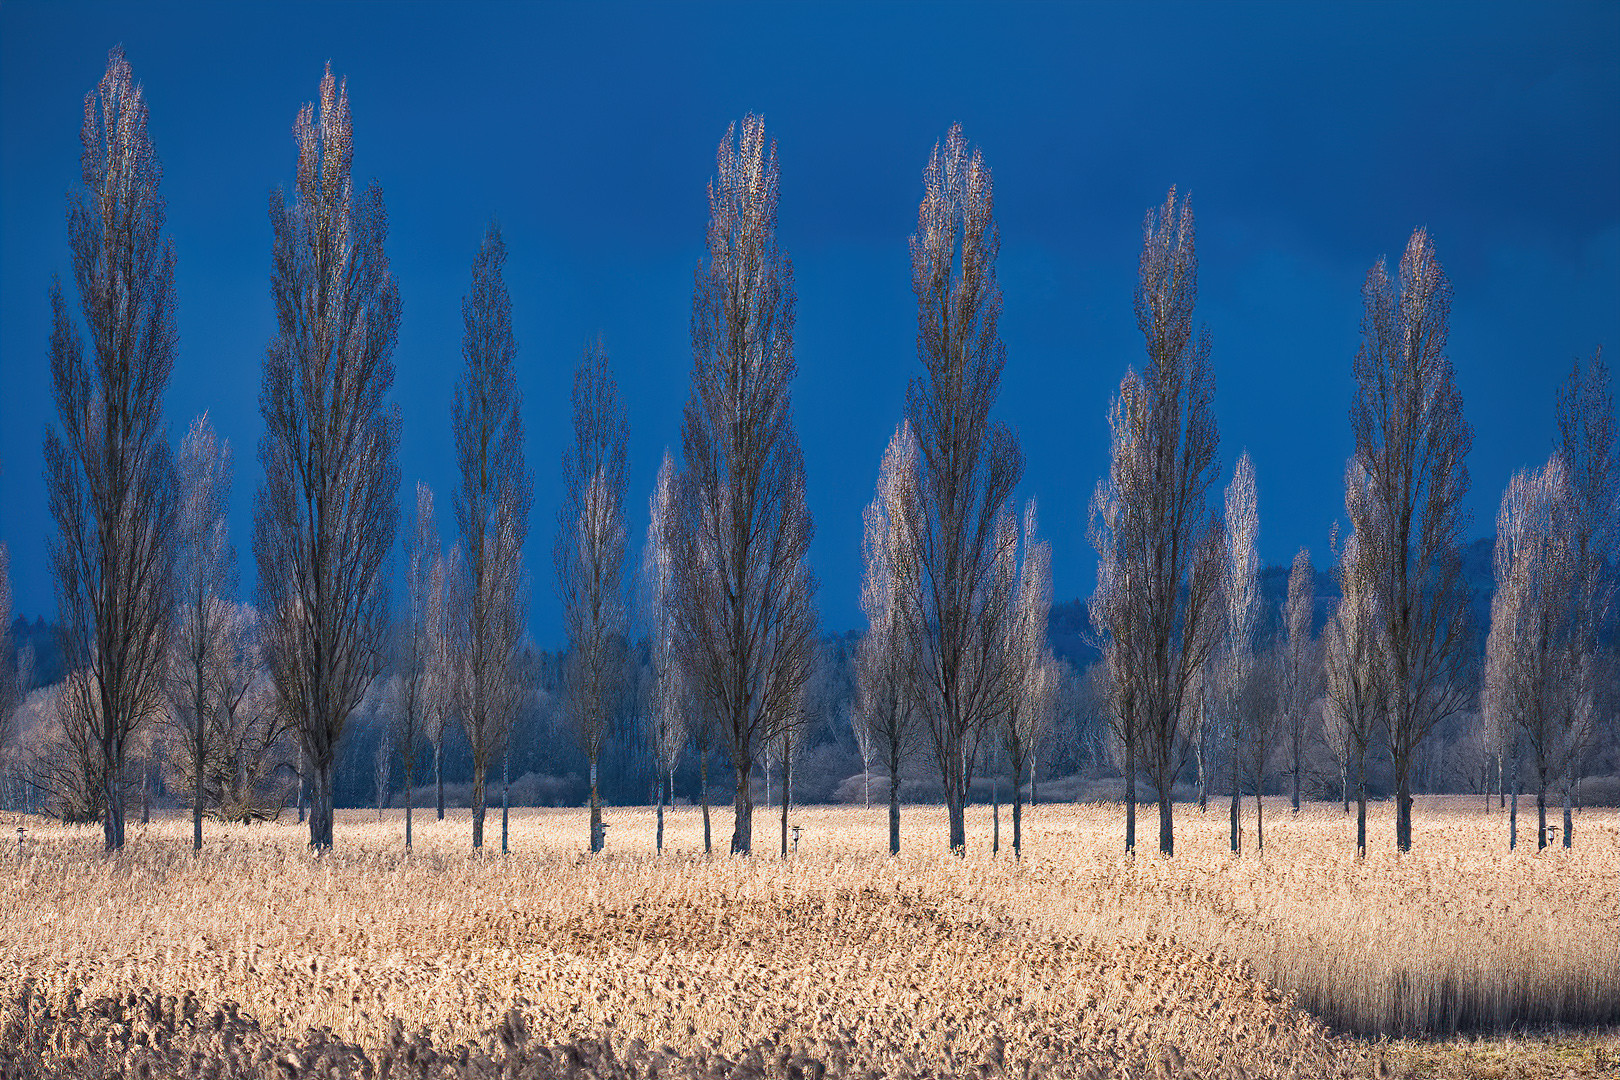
[471,763,485,850]
[1536,762,1547,851]
[1395,764,1413,854]
[1291,728,1302,814]
[1254,788,1264,852]
[656,769,666,855]
[1497,754,1504,810]
[1159,794,1174,857]
[194,713,205,850]
[501,742,510,855]
[435,740,445,821]
[731,758,752,854]
[780,756,789,858]
[308,761,334,850]
[1340,760,1348,814]
[1229,777,1240,855]
[991,759,1000,856]
[699,750,711,855]
[1355,744,1367,859]
[1011,756,1024,859]
[1196,718,1207,812]
[947,786,966,854]
[1124,733,1136,855]
[1509,751,1519,851]
[1563,785,1572,848]
[405,766,413,849]
[888,744,902,856]
[297,765,306,825]
[589,757,602,854]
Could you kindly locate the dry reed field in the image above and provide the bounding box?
[1,799,1615,1079]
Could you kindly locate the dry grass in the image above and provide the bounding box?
[0,798,1614,1078]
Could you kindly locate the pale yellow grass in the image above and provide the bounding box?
[1,798,1614,1078]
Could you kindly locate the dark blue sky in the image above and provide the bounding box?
[3,1,1617,646]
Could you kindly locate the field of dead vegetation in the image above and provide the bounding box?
[1,798,1615,1079]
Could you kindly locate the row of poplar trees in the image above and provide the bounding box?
[36,49,1613,858]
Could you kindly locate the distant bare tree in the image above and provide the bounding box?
[998,501,1056,859]
[1091,188,1223,857]
[170,413,235,850]
[255,64,401,849]
[1553,350,1617,846]
[1218,451,1260,854]
[1325,477,1386,858]
[666,114,818,855]
[44,48,178,850]
[1279,548,1319,813]
[451,222,530,852]
[557,340,629,854]
[901,124,1023,854]
[1484,458,1587,850]
[393,483,447,848]
[641,451,690,854]
[1349,228,1473,853]
[856,422,925,855]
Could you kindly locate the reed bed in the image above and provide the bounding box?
[0,798,1613,1078]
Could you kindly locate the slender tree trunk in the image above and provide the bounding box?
[589,757,602,854]
[1394,752,1413,853]
[309,761,334,850]
[297,763,306,825]
[1254,787,1264,852]
[1497,754,1504,810]
[699,749,711,854]
[1011,756,1024,859]
[1509,749,1520,850]
[501,742,510,855]
[194,715,205,850]
[1291,731,1302,814]
[1536,762,1547,851]
[992,755,1000,856]
[947,787,966,854]
[656,769,666,855]
[141,753,151,825]
[405,765,413,849]
[1124,734,1136,855]
[1340,760,1348,814]
[1562,784,1572,849]
[1159,794,1174,857]
[887,744,901,856]
[1197,719,1207,812]
[731,758,752,854]
[435,740,444,821]
[1355,745,1367,859]
[471,763,485,850]
[780,755,789,858]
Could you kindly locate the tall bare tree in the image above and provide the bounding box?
[642,451,688,855]
[256,64,401,849]
[1326,468,1387,857]
[44,48,178,850]
[1091,188,1223,857]
[451,222,530,852]
[856,422,925,855]
[557,339,628,854]
[1553,350,1617,846]
[1279,548,1319,813]
[170,413,234,850]
[900,124,1023,854]
[666,114,818,855]
[1348,228,1473,853]
[997,501,1055,859]
[1217,451,1260,854]
[1484,458,1587,850]
[393,483,447,848]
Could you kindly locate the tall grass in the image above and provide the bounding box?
[0,798,1612,1077]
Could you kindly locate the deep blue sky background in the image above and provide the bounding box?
[2,1,1617,647]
